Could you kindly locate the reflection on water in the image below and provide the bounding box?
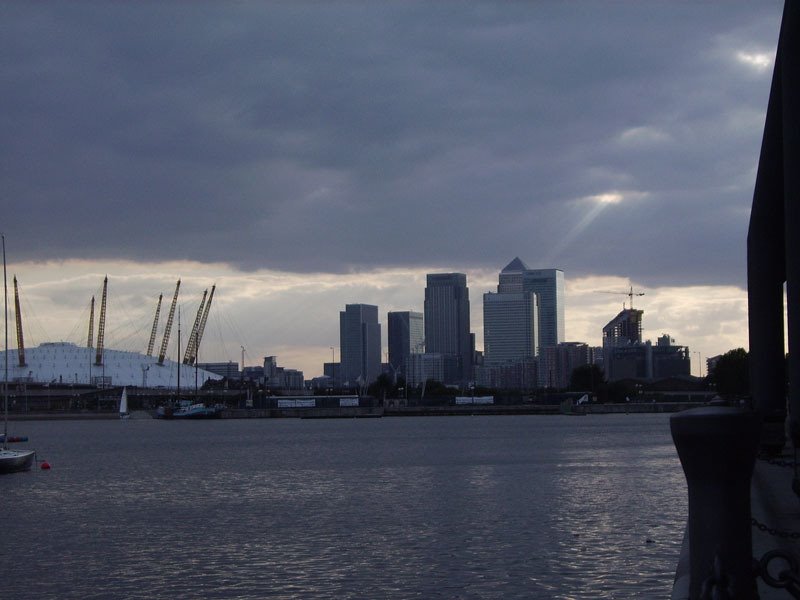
[2,414,685,599]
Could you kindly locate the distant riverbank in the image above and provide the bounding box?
[8,401,704,421]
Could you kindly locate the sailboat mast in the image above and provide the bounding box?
[3,234,9,448]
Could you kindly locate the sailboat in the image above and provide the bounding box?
[119,386,130,420]
[0,235,35,474]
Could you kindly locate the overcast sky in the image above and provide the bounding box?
[1,2,783,378]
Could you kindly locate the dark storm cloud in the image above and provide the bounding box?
[1,2,782,286]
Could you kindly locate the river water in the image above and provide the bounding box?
[2,414,686,599]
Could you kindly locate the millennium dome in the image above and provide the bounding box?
[1,342,222,389]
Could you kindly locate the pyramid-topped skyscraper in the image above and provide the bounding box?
[496,258,564,351]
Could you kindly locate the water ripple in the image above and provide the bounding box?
[2,414,685,599]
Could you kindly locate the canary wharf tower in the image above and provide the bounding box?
[424,273,472,383]
[498,258,565,352]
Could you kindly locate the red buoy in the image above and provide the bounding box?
[40,461,51,470]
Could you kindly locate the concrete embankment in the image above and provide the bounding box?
[9,402,704,421]
[386,402,703,417]
[221,406,384,419]
[579,402,704,414]
[220,401,702,418]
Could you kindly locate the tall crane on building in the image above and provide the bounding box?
[157,279,181,366]
[13,276,26,367]
[87,296,95,348]
[595,285,645,309]
[182,289,207,365]
[146,293,163,357]
[94,276,108,366]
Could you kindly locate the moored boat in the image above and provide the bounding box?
[155,400,221,419]
[119,387,130,419]
[1,234,36,474]
[172,402,221,419]
[0,448,35,474]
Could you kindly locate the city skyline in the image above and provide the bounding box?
[3,260,747,380]
[2,3,782,379]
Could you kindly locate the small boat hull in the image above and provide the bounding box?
[172,404,221,419]
[0,449,36,474]
[155,403,221,419]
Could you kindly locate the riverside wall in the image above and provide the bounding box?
[9,401,705,420]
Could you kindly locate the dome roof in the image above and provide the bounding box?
[1,342,222,388]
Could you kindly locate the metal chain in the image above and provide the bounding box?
[756,549,800,598]
[753,517,800,541]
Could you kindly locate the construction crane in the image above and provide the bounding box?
[87,296,95,348]
[94,276,108,366]
[13,276,26,367]
[157,279,181,366]
[191,284,215,366]
[595,285,645,309]
[182,289,208,365]
[146,293,163,357]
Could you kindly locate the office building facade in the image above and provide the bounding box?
[339,304,381,386]
[387,311,424,379]
[424,273,472,384]
[498,259,564,349]
[538,342,591,389]
[483,291,539,364]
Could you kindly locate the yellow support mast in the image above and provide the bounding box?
[157,279,180,366]
[146,293,163,357]
[94,276,107,366]
[87,296,95,348]
[13,276,25,367]
[182,289,207,365]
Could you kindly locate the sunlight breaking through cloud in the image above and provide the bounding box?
[617,126,671,146]
[736,50,773,71]
[589,192,623,205]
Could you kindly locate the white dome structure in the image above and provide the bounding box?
[1,342,222,389]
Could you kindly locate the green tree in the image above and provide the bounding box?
[606,379,637,403]
[368,373,395,400]
[708,348,749,397]
[569,364,605,393]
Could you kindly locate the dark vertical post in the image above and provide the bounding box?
[781,0,800,448]
[747,0,800,454]
[671,407,761,599]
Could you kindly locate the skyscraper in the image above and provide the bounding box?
[387,311,424,378]
[483,291,539,364]
[602,308,644,348]
[424,273,472,383]
[498,258,565,351]
[339,304,381,386]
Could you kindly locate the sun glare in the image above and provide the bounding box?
[736,51,772,71]
[590,192,624,205]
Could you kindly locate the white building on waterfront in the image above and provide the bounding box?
[0,342,222,388]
